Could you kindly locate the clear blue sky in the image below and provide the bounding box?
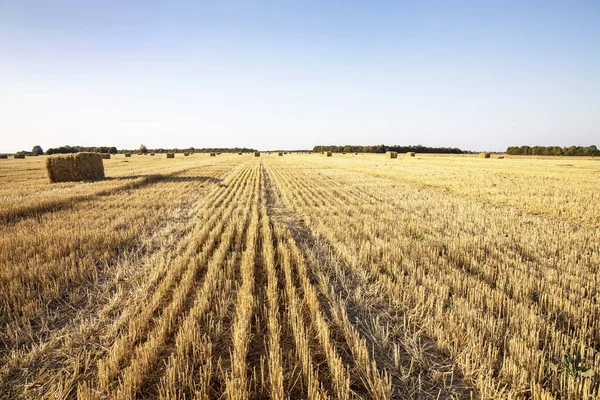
[1,1,598,152]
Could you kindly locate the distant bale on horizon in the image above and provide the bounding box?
[101,154,111,159]
[166,153,174,159]
[480,152,491,158]
[278,152,283,156]
[150,153,155,156]
[324,151,332,157]
[386,151,398,159]
[255,152,261,157]
[14,154,25,159]
[184,153,190,156]
[407,152,415,157]
[210,152,216,156]
[124,153,132,157]
[46,152,105,183]
[0,155,8,159]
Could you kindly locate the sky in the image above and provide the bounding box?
[1,1,599,152]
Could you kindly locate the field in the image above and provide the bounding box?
[0,153,599,399]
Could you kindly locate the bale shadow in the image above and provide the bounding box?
[1,173,222,226]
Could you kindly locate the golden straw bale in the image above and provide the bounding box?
[407,152,415,157]
[386,151,398,158]
[14,154,25,159]
[479,152,491,158]
[184,153,190,156]
[46,152,105,183]
[210,152,216,156]
[278,152,283,156]
[166,153,175,158]
[0,155,8,159]
[324,151,332,157]
[255,152,261,157]
[101,154,111,159]
[124,153,132,157]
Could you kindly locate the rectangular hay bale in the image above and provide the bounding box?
[254,152,261,157]
[46,152,105,183]
[0,155,8,159]
[101,154,111,159]
[125,153,132,157]
[14,154,25,159]
[166,153,175,158]
[479,152,491,158]
[324,151,332,157]
[386,151,398,158]
[407,152,415,157]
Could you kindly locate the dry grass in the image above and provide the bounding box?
[1,153,598,399]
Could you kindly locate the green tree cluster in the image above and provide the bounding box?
[312,144,466,154]
[506,145,599,156]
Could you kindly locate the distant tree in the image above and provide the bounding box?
[31,145,44,156]
[32,145,44,155]
[139,144,148,154]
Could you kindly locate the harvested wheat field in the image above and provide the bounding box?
[0,153,599,399]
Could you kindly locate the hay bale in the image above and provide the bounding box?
[101,154,111,159]
[166,153,175,158]
[150,153,155,156]
[386,151,398,159]
[210,152,216,157]
[238,152,242,155]
[46,152,105,183]
[479,152,491,158]
[324,151,332,157]
[124,153,132,157]
[14,154,25,159]
[0,155,8,159]
[184,153,190,156]
[497,156,505,159]
[407,152,415,157]
[254,152,261,157]
[278,152,283,156]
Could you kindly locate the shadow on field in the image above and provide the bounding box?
[1,173,222,226]
[107,174,222,184]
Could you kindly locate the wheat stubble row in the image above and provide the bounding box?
[1,153,598,399]
[265,155,599,399]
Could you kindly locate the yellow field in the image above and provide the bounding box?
[0,153,599,399]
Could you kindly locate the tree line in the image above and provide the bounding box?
[506,145,599,156]
[14,145,257,155]
[312,144,467,154]
[132,146,256,154]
